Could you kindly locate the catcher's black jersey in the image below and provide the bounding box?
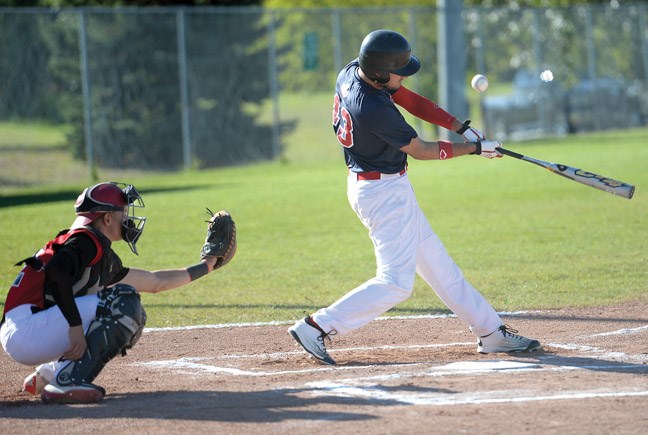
[3,227,127,320]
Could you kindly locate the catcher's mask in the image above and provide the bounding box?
[73,182,146,255]
[358,29,420,84]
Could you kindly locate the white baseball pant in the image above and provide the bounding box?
[1,294,99,367]
[312,172,502,337]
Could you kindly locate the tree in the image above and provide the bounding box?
[2,0,287,170]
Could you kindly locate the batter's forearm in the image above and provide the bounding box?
[402,137,479,160]
[439,141,478,159]
[392,86,457,130]
[450,119,465,132]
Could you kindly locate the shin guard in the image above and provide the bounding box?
[55,284,145,387]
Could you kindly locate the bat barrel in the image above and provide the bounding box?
[551,163,635,199]
[498,147,635,200]
[616,184,635,199]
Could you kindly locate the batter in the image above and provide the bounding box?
[289,29,540,365]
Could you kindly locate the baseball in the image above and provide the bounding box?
[471,74,489,92]
[540,69,554,82]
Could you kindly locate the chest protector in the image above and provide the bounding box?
[2,227,122,318]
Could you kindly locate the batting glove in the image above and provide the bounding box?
[471,140,503,159]
[456,119,485,143]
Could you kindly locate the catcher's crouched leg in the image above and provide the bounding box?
[44,284,146,403]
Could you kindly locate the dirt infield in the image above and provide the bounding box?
[1,301,647,434]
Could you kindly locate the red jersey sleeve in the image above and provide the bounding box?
[392,86,457,131]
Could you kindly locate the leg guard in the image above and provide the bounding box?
[54,284,146,387]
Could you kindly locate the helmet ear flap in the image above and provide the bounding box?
[373,74,390,84]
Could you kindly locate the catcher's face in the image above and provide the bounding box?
[109,209,128,241]
[90,186,146,255]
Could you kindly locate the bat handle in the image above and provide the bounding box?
[496,147,525,160]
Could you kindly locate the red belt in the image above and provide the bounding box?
[353,167,406,181]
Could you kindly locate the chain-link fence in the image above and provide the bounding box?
[1,4,647,182]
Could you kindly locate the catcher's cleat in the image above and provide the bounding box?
[288,316,337,365]
[22,370,50,396]
[41,382,106,404]
[477,324,541,354]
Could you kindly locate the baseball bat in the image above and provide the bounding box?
[496,147,635,199]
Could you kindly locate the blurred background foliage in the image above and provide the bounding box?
[0,1,627,8]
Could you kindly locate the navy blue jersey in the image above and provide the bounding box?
[332,59,417,174]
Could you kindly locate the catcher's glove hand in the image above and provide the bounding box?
[201,208,237,270]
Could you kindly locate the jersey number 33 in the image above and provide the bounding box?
[332,94,354,148]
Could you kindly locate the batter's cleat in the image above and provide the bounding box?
[22,370,50,396]
[288,316,336,365]
[41,382,106,404]
[477,324,541,354]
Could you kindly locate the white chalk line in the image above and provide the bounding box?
[547,343,648,364]
[304,382,648,406]
[137,357,429,377]
[591,324,648,336]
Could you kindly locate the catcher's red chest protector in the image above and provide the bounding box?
[2,228,103,318]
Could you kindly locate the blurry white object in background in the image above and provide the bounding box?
[540,70,554,82]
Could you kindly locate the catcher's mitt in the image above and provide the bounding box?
[201,208,237,270]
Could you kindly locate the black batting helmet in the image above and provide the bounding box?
[358,29,420,84]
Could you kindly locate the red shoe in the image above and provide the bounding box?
[41,382,106,404]
[22,370,49,396]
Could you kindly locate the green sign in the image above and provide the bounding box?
[304,32,319,71]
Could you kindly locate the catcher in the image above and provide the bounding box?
[0,182,236,404]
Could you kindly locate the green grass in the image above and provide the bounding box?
[0,121,150,191]
[1,113,647,327]
[0,121,72,149]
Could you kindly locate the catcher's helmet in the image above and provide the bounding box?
[73,182,146,254]
[358,29,420,84]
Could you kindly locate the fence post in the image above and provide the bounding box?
[639,4,648,87]
[584,6,601,130]
[78,9,95,181]
[408,8,423,133]
[176,8,191,170]
[331,9,342,75]
[267,10,281,159]
[437,0,467,140]
[531,9,549,135]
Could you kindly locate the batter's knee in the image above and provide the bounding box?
[371,276,413,302]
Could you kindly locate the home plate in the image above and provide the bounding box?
[434,360,541,372]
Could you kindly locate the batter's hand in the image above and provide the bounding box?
[461,126,485,143]
[63,325,87,360]
[472,140,503,159]
[456,119,485,143]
